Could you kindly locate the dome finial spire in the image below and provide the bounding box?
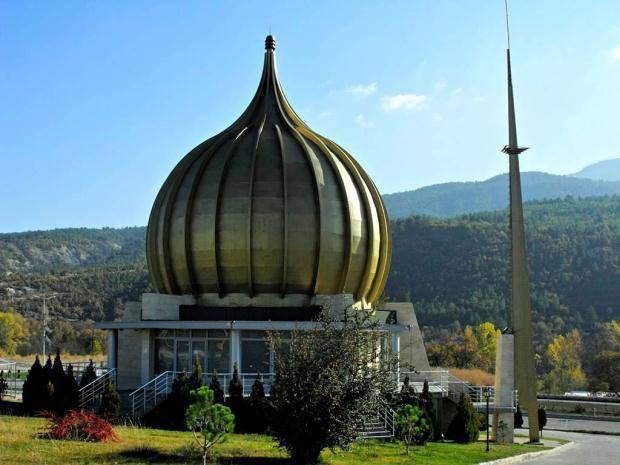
[265,34,276,51]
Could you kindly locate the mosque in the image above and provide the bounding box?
[98,35,429,392]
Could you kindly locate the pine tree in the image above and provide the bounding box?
[98,379,121,420]
[79,359,97,388]
[447,393,480,443]
[420,379,440,441]
[249,373,269,433]
[398,375,418,407]
[209,370,225,404]
[189,356,203,391]
[23,355,51,413]
[64,364,80,412]
[50,349,67,415]
[227,363,245,432]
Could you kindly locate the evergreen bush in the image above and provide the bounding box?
[0,370,8,398]
[227,363,246,432]
[209,370,225,404]
[64,364,80,412]
[514,404,524,428]
[396,404,430,454]
[79,359,97,388]
[99,379,121,420]
[447,393,480,443]
[420,379,440,441]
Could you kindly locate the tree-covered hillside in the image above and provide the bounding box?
[387,196,620,350]
[383,171,620,219]
[1,196,618,353]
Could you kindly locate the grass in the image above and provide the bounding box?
[0,416,550,465]
[448,368,494,386]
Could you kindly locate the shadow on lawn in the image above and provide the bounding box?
[115,446,292,464]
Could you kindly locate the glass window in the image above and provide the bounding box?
[176,340,191,373]
[192,341,206,372]
[191,329,207,338]
[241,339,270,373]
[155,339,174,373]
[208,330,229,339]
[155,329,174,338]
[208,339,230,374]
[176,329,190,338]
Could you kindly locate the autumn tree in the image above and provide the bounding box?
[0,311,28,355]
[545,330,586,393]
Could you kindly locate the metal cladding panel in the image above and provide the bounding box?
[145,36,391,306]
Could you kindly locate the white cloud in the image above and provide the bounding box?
[346,82,378,96]
[381,93,427,111]
[613,45,620,62]
[354,114,375,128]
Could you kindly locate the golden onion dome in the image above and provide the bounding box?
[146,35,391,307]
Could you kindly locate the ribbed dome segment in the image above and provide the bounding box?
[146,36,391,306]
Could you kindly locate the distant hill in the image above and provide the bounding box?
[1,196,618,354]
[382,171,620,219]
[571,158,620,182]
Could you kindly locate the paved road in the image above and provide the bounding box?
[514,429,620,465]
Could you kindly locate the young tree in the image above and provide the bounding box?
[209,370,225,404]
[396,404,430,454]
[447,393,480,443]
[270,310,398,464]
[98,379,121,420]
[185,386,235,465]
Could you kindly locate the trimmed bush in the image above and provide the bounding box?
[43,410,119,442]
[209,370,225,404]
[447,393,480,443]
[514,404,524,428]
[99,379,121,420]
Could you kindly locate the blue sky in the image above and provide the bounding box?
[1,1,619,233]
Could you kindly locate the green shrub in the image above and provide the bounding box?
[447,393,480,443]
[98,379,121,420]
[514,404,524,428]
[185,386,235,465]
[396,404,431,454]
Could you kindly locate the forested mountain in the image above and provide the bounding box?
[571,158,620,182]
[383,171,620,219]
[1,196,618,353]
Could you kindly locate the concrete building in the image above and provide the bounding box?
[98,35,429,392]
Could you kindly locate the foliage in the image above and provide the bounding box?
[64,364,79,412]
[396,404,430,454]
[185,386,235,465]
[22,355,51,413]
[209,370,225,404]
[226,363,246,432]
[43,410,119,442]
[396,376,418,408]
[98,379,121,420]
[545,330,586,393]
[447,393,480,443]
[79,359,97,388]
[514,404,524,429]
[270,309,398,464]
[587,351,620,394]
[420,379,440,440]
[248,374,270,434]
[0,311,27,354]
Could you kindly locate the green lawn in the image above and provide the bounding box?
[0,416,549,465]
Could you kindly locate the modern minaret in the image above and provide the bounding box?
[502,3,540,442]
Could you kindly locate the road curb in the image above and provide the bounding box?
[477,441,576,465]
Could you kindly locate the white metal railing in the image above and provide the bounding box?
[359,399,396,439]
[128,371,277,417]
[0,359,18,399]
[398,369,450,396]
[78,368,116,410]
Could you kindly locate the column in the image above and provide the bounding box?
[392,332,401,383]
[230,329,241,372]
[107,329,117,369]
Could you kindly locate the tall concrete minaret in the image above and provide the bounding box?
[501,1,540,442]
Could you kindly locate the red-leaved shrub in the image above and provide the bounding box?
[43,410,119,442]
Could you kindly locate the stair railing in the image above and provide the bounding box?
[129,371,179,417]
[78,368,116,410]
